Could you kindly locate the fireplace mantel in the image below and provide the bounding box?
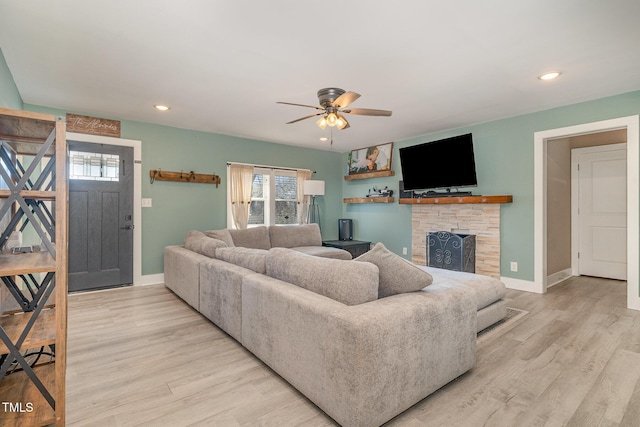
[399,195,512,205]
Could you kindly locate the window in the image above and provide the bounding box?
[247,168,297,226]
[69,150,119,181]
[227,165,305,228]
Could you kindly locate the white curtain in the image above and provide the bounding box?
[229,164,255,229]
[296,169,313,224]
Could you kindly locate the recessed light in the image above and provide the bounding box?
[320,137,328,142]
[154,105,170,111]
[538,72,561,81]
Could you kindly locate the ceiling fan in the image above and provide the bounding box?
[277,88,392,130]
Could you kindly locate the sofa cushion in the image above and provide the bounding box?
[292,246,352,260]
[269,224,322,248]
[215,247,268,274]
[355,242,433,298]
[184,230,228,258]
[204,229,235,247]
[228,226,271,250]
[266,247,378,306]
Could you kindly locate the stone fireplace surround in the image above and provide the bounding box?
[411,204,502,277]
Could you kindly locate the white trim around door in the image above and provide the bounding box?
[533,115,640,311]
[67,132,145,286]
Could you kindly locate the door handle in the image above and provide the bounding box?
[121,225,135,230]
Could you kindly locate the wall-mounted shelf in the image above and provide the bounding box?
[344,197,395,204]
[398,195,513,205]
[344,170,395,181]
[149,169,221,187]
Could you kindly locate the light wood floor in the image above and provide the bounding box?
[66,276,640,426]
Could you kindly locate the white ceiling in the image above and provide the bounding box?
[1,1,639,152]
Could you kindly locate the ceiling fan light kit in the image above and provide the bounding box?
[278,87,392,131]
[316,116,328,129]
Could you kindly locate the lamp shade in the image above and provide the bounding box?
[303,180,325,196]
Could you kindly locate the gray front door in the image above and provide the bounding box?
[68,141,134,292]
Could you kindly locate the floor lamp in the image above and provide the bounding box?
[304,180,325,230]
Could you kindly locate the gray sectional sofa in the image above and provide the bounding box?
[164,224,506,427]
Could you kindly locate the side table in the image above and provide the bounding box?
[322,240,371,258]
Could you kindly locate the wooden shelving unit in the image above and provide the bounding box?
[0,252,56,276]
[344,197,395,204]
[398,195,513,205]
[344,170,395,180]
[0,107,67,426]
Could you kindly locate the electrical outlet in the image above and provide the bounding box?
[510,261,518,272]
[141,198,152,208]
[402,247,408,255]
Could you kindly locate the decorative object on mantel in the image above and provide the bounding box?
[366,186,393,198]
[149,169,221,187]
[66,113,121,138]
[348,142,393,175]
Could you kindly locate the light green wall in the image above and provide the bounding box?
[343,90,640,281]
[0,48,23,109]
[25,104,344,275]
[124,121,344,274]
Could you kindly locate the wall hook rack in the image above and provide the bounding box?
[149,169,220,187]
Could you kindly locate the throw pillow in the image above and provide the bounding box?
[215,247,268,274]
[184,230,228,258]
[266,247,378,306]
[355,242,433,298]
[204,229,235,247]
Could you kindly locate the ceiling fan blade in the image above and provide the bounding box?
[332,91,360,108]
[286,112,324,124]
[277,101,324,110]
[342,108,392,117]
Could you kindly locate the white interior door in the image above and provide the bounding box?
[573,143,627,280]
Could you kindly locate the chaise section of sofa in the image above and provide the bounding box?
[241,273,477,427]
[419,266,507,332]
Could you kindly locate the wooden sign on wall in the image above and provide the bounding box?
[66,113,121,138]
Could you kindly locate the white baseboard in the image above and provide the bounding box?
[628,290,640,311]
[500,276,543,294]
[547,268,573,289]
[137,273,164,286]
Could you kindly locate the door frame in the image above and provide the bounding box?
[571,142,627,279]
[67,132,143,286]
[534,115,640,311]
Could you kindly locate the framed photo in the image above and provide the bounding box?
[348,142,393,175]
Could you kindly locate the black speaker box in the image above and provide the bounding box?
[338,219,353,241]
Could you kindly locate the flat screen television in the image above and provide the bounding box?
[399,133,477,193]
